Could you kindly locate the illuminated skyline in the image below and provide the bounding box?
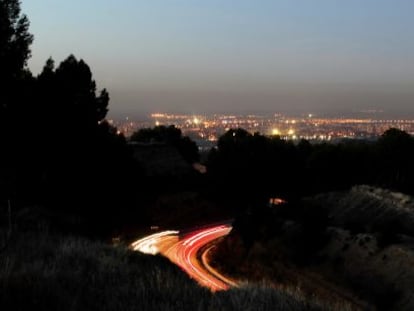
[23,0,414,117]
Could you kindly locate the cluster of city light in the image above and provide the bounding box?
[110,113,414,145]
[272,129,280,135]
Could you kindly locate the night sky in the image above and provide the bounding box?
[23,0,414,117]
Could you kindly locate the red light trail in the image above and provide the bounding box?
[131,224,235,291]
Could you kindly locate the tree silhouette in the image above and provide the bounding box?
[208,127,414,212]
[0,0,34,202]
[38,55,109,128]
[0,2,146,234]
[35,60,145,233]
[208,129,281,210]
[379,127,413,147]
[0,0,34,127]
[130,125,199,163]
[0,0,33,82]
[377,128,414,191]
[0,0,33,124]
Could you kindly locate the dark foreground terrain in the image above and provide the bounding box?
[213,186,414,311]
[0,209,336,311]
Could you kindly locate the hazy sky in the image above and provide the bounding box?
[23,0,414,117]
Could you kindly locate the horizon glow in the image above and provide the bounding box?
[22,0,414,117]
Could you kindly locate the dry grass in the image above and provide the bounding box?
[0,228,328,311]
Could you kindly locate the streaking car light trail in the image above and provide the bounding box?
[131,230,179,255]
[131,224,235,291]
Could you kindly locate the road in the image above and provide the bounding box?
[131,223,236,291]
[131,223,370,310]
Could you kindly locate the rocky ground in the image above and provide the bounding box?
[213,185,414,311]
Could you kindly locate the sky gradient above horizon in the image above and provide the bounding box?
[23,0,414,117]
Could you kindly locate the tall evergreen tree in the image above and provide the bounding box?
[0,0,33,82]
[0,0,34,124]
[53,55,108,128]
[0,0,34,201]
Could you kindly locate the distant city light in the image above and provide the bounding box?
[272,128,280,135]
[110,112,414,147]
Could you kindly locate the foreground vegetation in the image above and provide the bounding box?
[0,220,332,311]
[214,186,414,311]
[206,127,414,212]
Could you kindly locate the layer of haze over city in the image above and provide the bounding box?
[24,0,414,117]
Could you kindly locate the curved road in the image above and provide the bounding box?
[131,224,236,291]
